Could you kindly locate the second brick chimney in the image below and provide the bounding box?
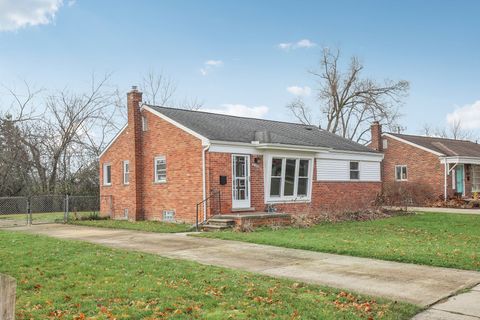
[370,121,383,152]
[127,86,143,220]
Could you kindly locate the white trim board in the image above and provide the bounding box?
[441,156,480,165]
[382,133,445,156]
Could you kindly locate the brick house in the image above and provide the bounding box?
[371,122,480,202]
[99,87,383,223]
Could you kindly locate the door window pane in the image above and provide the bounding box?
[235,157,245,177]
[284,159,296,196]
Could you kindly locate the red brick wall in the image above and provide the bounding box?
[100,89,145,220]
[99,126,134,219]
[207,152,381,215]
[100,102,204,222]
[140,109,204,222]
[382,135,452,201]
[206,153,265,214]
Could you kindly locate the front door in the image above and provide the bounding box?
[456,165,464,195]
[232,155,250,209]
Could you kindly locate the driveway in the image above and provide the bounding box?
[11,224,480,307]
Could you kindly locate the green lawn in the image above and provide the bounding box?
[197,212,480,271]
[70,219,193,233]
[0,231,418,319]
[1,211,92,222]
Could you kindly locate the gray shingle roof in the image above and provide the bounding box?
[147,105,377,153]
[388,133,480,157]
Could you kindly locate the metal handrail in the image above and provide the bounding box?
[195,190,221,231]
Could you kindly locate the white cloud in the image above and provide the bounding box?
[202,104,269,118]
[287,86,311,96]
[0,0,64,31]
[199,59,223,76]
[446,100,480,129]
[296,39,316,48]
[277,39,317,51]
[278,43,292,50]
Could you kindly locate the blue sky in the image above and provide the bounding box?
[1,0,480,134]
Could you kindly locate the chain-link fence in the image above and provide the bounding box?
[0,197,28,228]
[0,195,111,227]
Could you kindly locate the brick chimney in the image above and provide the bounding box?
[127,86,143,220]
[370,121,383,151]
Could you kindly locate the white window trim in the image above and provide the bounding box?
[154,155,167,183]
[265,155,313,203]
[472,165,480,193]
[349,161,360,180]
[395,165,408,181]
[123,160,130,185]
[142,115,148,131]
[103,163,112,186]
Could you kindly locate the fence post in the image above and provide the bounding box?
[64,194,69,223]
[27,198,32,226]
[0,274,16,320]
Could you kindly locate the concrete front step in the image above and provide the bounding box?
[207,218,235,226]
[200,224,233,231]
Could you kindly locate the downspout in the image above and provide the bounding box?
[202,143,210,222]
[444,159,448,201]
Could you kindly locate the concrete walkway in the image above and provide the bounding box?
[413,285,480,319]
[10,224,480,308]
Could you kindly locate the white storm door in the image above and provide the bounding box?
[232,155,251,209]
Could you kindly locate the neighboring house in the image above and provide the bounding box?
[99,87,383,223]
[370,122,480,202]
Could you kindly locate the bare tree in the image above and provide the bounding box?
[287,47,409,144]
[141,70,177,106]
[140,70,203,110]
[421,119,474,140]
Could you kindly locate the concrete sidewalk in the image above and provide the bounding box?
[10,224,480,307]
[413,285,480,319]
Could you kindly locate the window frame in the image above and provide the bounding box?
[154,155,167,183]
[265,155,313,203]
[103,163,112,186]
[123,160,130,185]
[349,161,360,180]
[142,115,148,131]
[395,165,408,181]
[472,165,480,192]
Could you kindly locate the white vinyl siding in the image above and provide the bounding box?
[316,159,380,182]
[360,162,381,181]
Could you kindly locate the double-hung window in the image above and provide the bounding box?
[103,163,111,186]
[142,116,148,131]
[268,157,312,200]
[395,165,407,181]
[154,156,167,183]
[350,162,360,180]
[123,160,130,185]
